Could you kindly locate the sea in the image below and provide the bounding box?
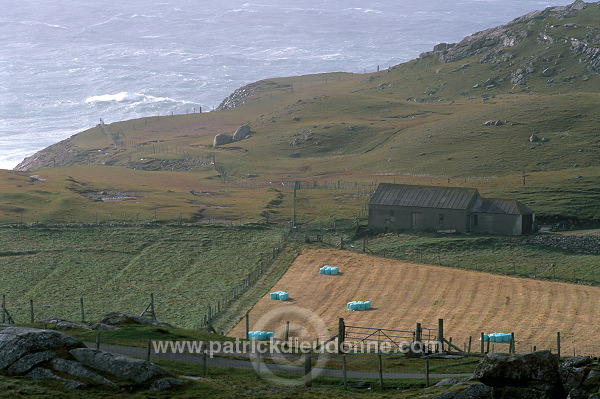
[0,0,554,170]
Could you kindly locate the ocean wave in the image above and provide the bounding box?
[84,92,176,104]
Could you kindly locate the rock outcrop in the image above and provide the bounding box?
[475,351,566,398]
[99,311,172,327]
[0,326,177,390]
[420,0,599,73]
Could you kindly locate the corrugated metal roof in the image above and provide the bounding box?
[369,184,478,210]
[472,198,534,215]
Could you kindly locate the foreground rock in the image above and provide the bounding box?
[0,326,178,390]
[475,350,566,398]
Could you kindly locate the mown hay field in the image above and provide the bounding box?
[230,248,600,356]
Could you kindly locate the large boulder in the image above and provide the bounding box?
[0,326,85,370]
[232,125,251,142]
[475,351,566,399]
[70,348,171,383]
[0,326,178,391]
[213,133,233,147]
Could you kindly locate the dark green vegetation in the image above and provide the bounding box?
[0,225,285,329]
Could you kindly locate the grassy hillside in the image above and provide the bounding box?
[0,225,284,328]
[7,3,599,222]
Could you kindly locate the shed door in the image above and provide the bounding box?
[522,214,533,234]
[411,212,422,230]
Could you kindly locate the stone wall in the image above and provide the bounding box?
[526,235,600,255]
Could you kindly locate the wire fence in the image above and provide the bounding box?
[1,230,290,331]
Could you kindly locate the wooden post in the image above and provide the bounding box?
[150,293,156,320]
[338,318,345,353]
[202,342,208,377]
[378,353,384,390]
[557,332,561,359]
[342,355,348,389]
[80,298,85,322]
[487,338,491,354]
[438,318,444,352]
[304,353,312,387]
[511,332,516,354]
[481,332,485,354]
[285,321,290,341]
[468,336,472,354]
[95,331,101,350]
[30,299,34,324]
[245,312,250,339]
[415,323,422,343]
[146,339,151,361]
[425,357,430,387]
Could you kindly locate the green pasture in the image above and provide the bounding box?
[0,225,284,328]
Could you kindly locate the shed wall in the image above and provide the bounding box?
[369,205,470,233]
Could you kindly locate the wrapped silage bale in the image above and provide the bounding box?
[331,266,339,275]
[279,291,289,301]
[270,292,279,300]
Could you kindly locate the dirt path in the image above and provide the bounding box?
[229,248,600,356]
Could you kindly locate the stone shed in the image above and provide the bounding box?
[368,183,534,235]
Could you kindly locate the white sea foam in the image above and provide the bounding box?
[84,92,176,104]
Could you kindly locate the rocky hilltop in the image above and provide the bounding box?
[422,0,596,64]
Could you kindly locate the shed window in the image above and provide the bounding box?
[439,213,444,224]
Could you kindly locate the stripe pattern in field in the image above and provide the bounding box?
[230,248,600,356]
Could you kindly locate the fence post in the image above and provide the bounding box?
[1,295,5,324]
[511,332,516,354]
[557,332,561,358]
[468,336,472,354]
[415,323,422,343]
[438,318,444,352]
[285,321,290,341]
[245,312,250,339]
[378,353,384,390]
[425,357,430,387]
[95,331,101,350]
[304,353,312,387]
[342,355,348,389]
[30,299,34,324]
[481,332,485,354]
[338,318,345,353]
[80,298,85,322]
[202,341,208,377]
[150,293,156,321]
[146,339,151,361]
